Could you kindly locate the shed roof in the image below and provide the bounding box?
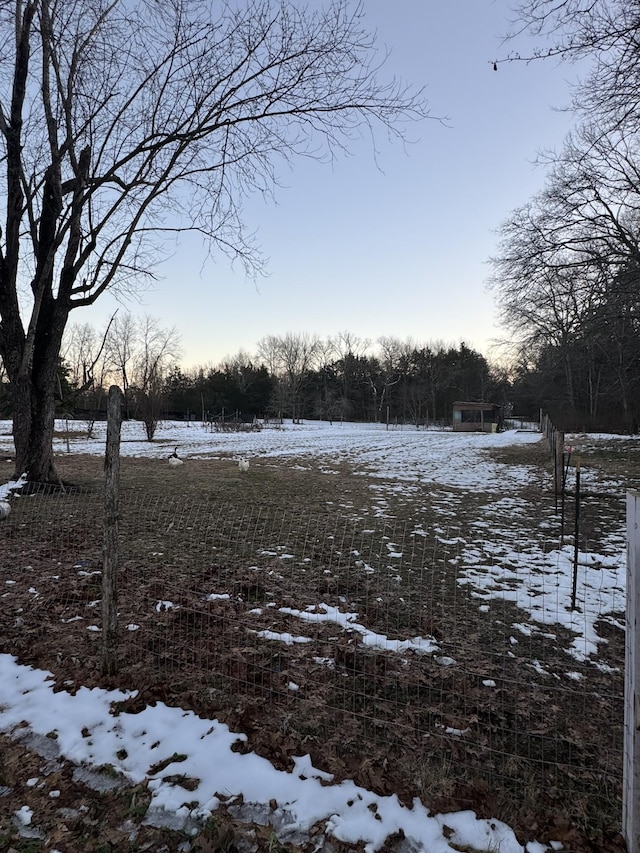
[452,401,502,411]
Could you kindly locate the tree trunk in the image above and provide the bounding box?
[12,367,60,484]
[9,300,68,484]
[563,352,575,410]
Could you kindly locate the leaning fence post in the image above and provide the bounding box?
[101,385,123,676]
[624,490,640,853]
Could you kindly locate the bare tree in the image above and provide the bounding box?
[62,317,114,434]
[104,313,180,436]
[368,336,403,422]
[0,0,429,482]
[220,349,260,399]
[498,0,640,429]
[330,330,371,419]
[106,313,138,420]
[63,323,99,390]
[491,235,597,409]
[311,336,339,422]
[132,316,182,439]
[490,105,640,427]
[255,335,287,418]
[505,1,640,141]
[330,331,371,361]
[257,332,321,421]
[506,0,635,63]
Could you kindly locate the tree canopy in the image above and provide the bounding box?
[492,0,640,431]
[0,0,429,480]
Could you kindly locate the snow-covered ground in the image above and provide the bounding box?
[25,417,622,662]
[1,655,551,853]
[2,416,544,488]
[0,420,629,851]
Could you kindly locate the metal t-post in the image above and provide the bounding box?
[624,490,640,853]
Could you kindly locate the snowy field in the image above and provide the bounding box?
[39,416,544,489]
[28,417,625,662]
[0,420,631,852]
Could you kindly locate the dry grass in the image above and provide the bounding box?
[0,439,630,852]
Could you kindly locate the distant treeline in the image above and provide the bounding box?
[1,320,634,433]
[0,332,511,429]
[158,341,504,426]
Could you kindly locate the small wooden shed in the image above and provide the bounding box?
[452,401,503,433]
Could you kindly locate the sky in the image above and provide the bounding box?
[0,423,627,850]
[77,1,583,369]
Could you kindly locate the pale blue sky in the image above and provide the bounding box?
[80,1,580,368]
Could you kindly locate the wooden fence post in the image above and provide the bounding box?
[554,430,564,496]
[624,490,640,853]
[570,458,581,611]
[101,385,123,676]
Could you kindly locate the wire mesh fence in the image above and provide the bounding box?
[0,481,625,839]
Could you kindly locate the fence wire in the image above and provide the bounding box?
[0,484,625,838]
